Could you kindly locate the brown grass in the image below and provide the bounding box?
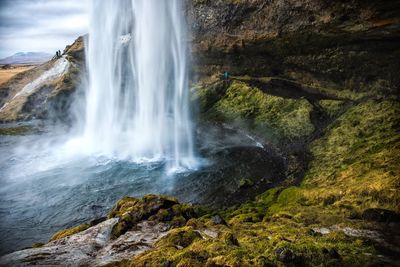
[0,65,35,85]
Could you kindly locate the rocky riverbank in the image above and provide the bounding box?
[1,191,399,266]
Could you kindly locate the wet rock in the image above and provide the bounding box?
[175,143,286,208]
[275,247,295,263]
[239,178,254,188]
[211,214,227,225]
[188,0,400,95]
[328,248,340,259]
[0,219,170,267]
[198,229,219,239]
[90,217,107,226]
[311,227,331,235]
[362,208,400,223]
[308,228,322,236]
[108,194,196,238]
[348,210,361,220]
[331,226,383,243]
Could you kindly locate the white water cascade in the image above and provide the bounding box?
[77,0,197,171]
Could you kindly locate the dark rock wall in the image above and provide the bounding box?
[187,0,400,95]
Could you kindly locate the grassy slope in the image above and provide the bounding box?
[198,80,315,142]
[45,79,399,266]
[121,83,400,266]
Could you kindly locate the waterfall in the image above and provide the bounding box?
[80,0,197,171]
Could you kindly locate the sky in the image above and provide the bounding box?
[0,0,88,58]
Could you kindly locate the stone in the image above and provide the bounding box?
[311,227,331,235]
[328,248,340,259]
[362,208,400,223]
[211,214,227,225]
[275,247,295,263]
[0,219,170,267]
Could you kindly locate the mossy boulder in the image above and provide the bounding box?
[108,194,198,238]
[49,223,90,241]
[156,227,202,248]
[48,217,106,242]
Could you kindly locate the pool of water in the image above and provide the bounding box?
[0,122,285,255]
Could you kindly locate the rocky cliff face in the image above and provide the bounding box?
[188,0,400,187]
[187,0,400,96]
[0,36,85,122]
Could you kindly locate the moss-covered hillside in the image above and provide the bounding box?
[46,74,399,266]
[113,80,399,266]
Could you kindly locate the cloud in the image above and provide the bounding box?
[0,0,89,58]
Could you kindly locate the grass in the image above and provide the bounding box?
[49,223,90,241]
[123,97,399,266]
[0,126,31,135]
[202,80,314,141]
[0,65,35,85]
[44,80,400,266]
[234,75,370,101]
[125,188,380,266]
[303,100,400,212]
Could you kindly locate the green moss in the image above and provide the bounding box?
[221,231,239,246]
[126,97,399,266]
[108,194,196,238]
[108,196,140,219]
[192,80,227,113]
[239,178,254,188]
[203,81,314,141]
[235,75,369,101]
[129,205,378,266]
[255,187,282,206]
[32,243,45,248]
[42,95,398,266]
[0,126,31,135]
[319,99,347,118]
[303,100,400,212]
[156,227,202,248]
[49,223,90,241]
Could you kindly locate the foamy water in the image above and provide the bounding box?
[71,0,198,172]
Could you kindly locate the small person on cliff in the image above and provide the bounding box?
[223,71,230,81]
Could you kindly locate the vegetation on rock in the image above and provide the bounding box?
[50,223,90,241]
[198,80,314,142]
[107,194,198,239]
[0,126,31,135]
[120,75,400,266]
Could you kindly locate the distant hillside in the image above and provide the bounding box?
[0,52,52,65]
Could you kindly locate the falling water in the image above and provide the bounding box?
[80,0,197,171]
